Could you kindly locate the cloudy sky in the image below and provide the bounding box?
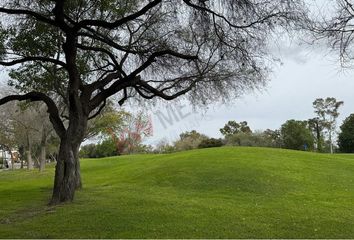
[143,43,354,145]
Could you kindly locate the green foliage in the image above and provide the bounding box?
[79,144,97,158]
[338,114,354,153]
[79,139,117,158]
[308,117,325,152]
[313,98,344,124]
[262,129,282,148]
[198,138,223,148]
[225,132,262,147]
[312,97,344,153]
[220,121,252,137]
[281,120,314,151]
[86,107,128,140]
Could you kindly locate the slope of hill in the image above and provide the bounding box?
[1,147,354,238]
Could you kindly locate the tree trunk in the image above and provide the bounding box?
[39,146,46,172]
[329,132,333,154]
[26,133,33,170]
[39,129,48,172]
[315,121,322,152]
[50,116,87,205]
[50,137,80,205]
[19,146,24,169]
[10,151,14,170]
[27,149,33,170]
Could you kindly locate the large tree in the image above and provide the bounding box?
[220,120,252,137]
[312,97,343,154]
[338,114,354,153]
[0,0,305,204]
[280,120,314,151]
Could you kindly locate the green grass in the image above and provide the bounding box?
[1,147,354,238]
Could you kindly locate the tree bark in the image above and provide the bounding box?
[10,151,14,170]
[26,133,33,170]
[39,129,48,172]
[27,149,33,170]
[39,145,46,172]
[50,137,79,205]
[49,116,87,205]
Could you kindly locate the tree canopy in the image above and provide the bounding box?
[338,114,354,153]
[0,0,306,204]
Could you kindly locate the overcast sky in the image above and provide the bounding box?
[142,43,354,146]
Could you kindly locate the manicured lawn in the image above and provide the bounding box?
[1,147,354,238]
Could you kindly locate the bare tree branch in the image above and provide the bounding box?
[75,0,162,30]
[0,57,67,68]
[0,7,58,26]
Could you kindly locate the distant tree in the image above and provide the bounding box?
[0,102,17,170]
[95,139,118,158]
[262,129,282,148]
[281,120,314,151]
[220,121,252,137]
[175,130,208,151]
[79,144,97,159]
[85,104,128,141]
[155,139,176,154]
[308,117,325,152]
[313,98,344,154]
[79,139,117,158]
[338,114,354,153]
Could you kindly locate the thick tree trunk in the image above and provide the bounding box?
[50,116,87,205]
[50,137,80,205]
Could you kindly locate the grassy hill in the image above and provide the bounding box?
[1,147,354,238]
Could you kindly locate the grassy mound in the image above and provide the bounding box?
[1,147,354,238]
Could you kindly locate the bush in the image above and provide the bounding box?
[79,139,118,158]
[95,139,117,158]
[225,132,262,147]
[79,144,97,158]
[224,130,283,148]
[198,138,223,148]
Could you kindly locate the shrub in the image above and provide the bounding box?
[79,139,118,158]
[198,138,223,148]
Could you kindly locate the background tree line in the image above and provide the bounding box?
[80,97,354,156]
[2,95,353,166]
